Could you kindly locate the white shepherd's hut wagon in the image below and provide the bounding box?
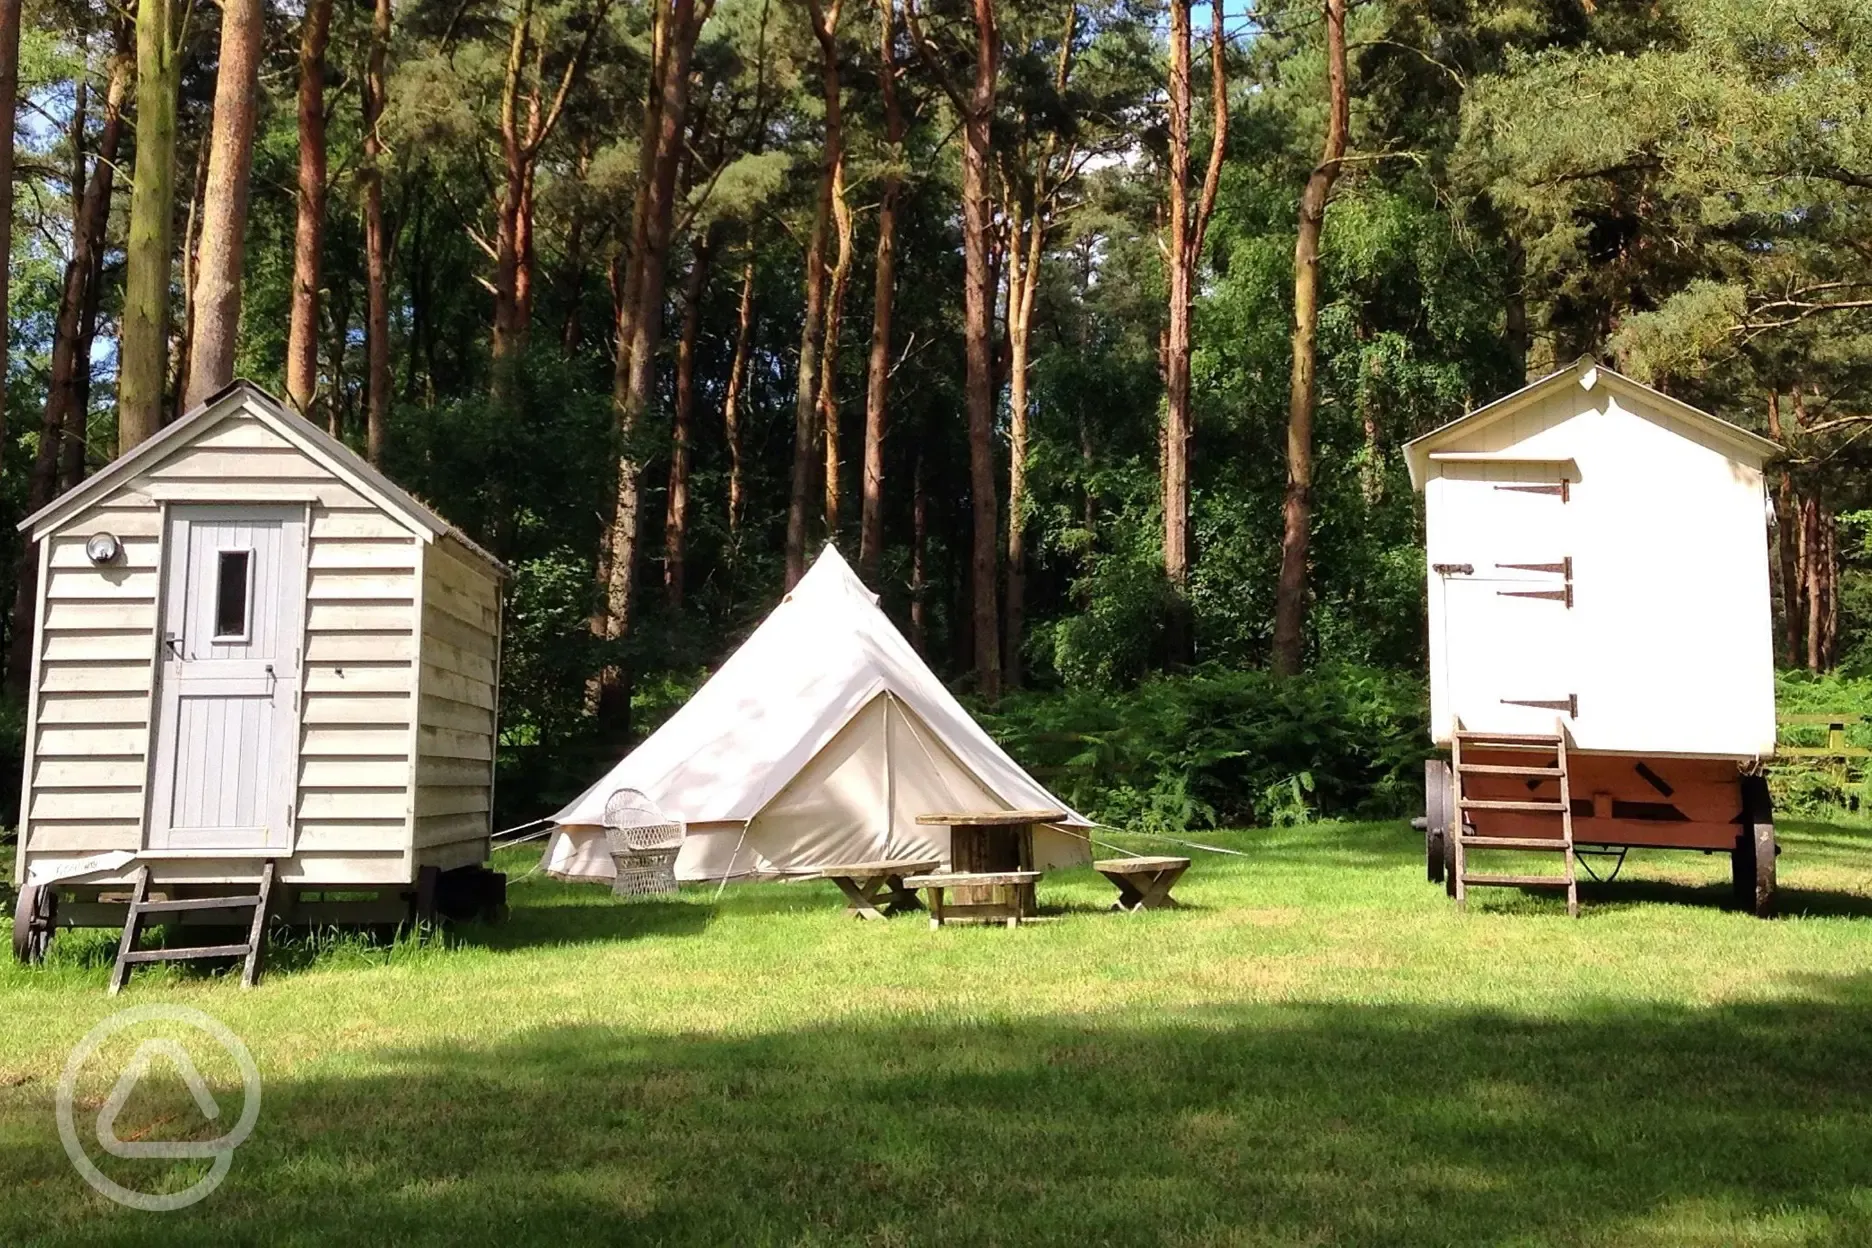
[1406,359,1780,916]
[10,382,507,985]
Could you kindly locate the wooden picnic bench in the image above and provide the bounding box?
[1094,856,1190,912]
[904,871,1043,930]
[816,859,942,921]
[915,809,1065,918]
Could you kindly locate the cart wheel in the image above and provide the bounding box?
[1732,774,1776,918]
[412,865,441,927]
[12,883,56,965]
[1425,759,1452,884]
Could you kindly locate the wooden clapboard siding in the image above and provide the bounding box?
[412,535,501,851]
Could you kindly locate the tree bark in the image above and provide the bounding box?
[1765,391,1801,666]
[907,0,1002,697]
[599,0,708,722]
[786,0,844,585]
[815,0,853,541]
[722,251,756,543]
[120,0,183,451]
[1162,0,1227,663]
[0,0,20,448]
[664,236,712,607]
[361,0,392,462]
[286,0,333,417]
[911,448,928,653]
[1270,0,1347,679]
[183,0,265,409]
[171,137,212,413]
[858,0,904,584]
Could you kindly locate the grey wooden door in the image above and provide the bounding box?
[148,505,307,852]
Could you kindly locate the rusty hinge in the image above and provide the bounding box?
[1494,481,1569,502]
[1495,557,1573,608]
[1432,562,1474,576]
[1503,694,1578,718]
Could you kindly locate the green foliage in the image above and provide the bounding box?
[979,664,1428,832]
[1770,670,1872,818]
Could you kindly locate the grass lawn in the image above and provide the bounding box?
[6,819,1872,1245]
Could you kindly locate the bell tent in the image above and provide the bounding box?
[543,547,1092,883]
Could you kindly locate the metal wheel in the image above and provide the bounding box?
[1425,759,1451,884]
[12,883,56,965]
[1732,774,1776,918]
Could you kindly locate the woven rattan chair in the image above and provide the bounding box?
[601,789,684,898]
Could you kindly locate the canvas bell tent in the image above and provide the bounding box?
[12,381,507,971]
[1406,359,1781,916]
[545,548,1091,883]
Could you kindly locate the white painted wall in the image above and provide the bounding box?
[1425,382,1775,757]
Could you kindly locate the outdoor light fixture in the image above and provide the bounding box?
[84,532,122,566]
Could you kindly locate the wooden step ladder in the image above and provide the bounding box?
[1452,728,1579,917]
[109,861,277,994]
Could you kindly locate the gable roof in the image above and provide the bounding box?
[20,380,506,574]
[549,545,1089,830]
[1403,358,1781,490]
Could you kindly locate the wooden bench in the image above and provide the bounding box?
[816,859,942,921]
[1094,856,1190,912]
[904,871,1043,930]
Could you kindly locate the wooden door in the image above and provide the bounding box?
[1431,464,1577,737]
[147,505,307,852]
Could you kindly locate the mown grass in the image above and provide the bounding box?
[5,820,1872,1245]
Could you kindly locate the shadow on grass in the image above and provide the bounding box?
[15,977,1872,1246]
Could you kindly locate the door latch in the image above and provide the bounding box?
[1432,563,1474,576]
[162,632,183,659]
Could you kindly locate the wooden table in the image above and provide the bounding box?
[1094,856,1190,912]
[905,871,1043,930]
[817,859,941,921]
[915,809,1066,918]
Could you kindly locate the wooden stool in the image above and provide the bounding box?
[1094,857,1190,912]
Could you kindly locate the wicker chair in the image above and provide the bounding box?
[601,789,684,898]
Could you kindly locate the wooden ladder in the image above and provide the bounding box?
[109,861,277,994]
[1451,728,1579,918]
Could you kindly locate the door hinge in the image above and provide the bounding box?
[1494,557,1573,608]
[1503,694,1578,718]
[1495,481,1569,502]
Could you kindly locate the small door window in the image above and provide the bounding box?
[213,549,254,641]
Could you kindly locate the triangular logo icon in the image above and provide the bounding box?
[95,1039,225,1159]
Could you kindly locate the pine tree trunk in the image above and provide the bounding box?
[1003,196,1042,689]
[120,0,183,452]
[600,0,705,723]
[722,251,756,543]
[183,0,265,410]
[1271,0,1347,678]
[490,0,534,382]
[911,448,928,653]
[286,0,332,416]
[1162,0,1225,665]
[958,0,1002,698]
[361,0,392,463]
[1805,498,1829,674]
[664,237,712,608]
[787,0,843,586]
[171,138,212,414]
[816,6,853,541]
[0,0,21,448]
[1766,392,1801,666]
[859,0,903,584]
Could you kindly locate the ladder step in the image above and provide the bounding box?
[120,943,254,965]
[135,895,264,914]
[1461,873,1571,888]
[1454,731,1563,743]
[1458,798,1568,812]
[1457,763,1564,777]
[1460,836,1571,850]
